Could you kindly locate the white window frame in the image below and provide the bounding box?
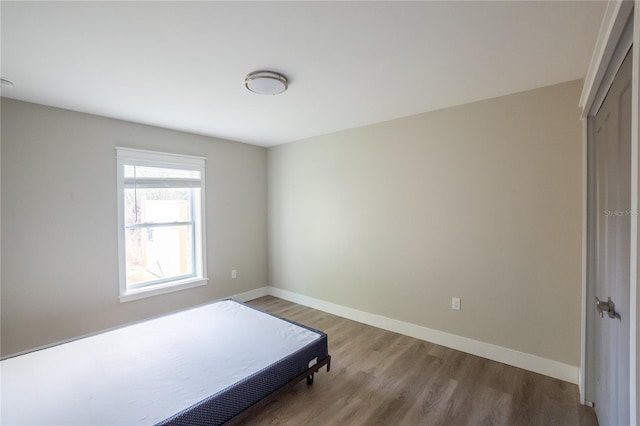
[116,147,207,302]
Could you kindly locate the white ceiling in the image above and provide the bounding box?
[1,1,606,147]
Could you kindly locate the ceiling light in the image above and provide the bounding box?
[0,78,14,88]
[245,71,288,95]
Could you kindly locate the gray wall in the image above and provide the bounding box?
[268,80,584,366]
[2,80,584,367]
[1,98,268,356]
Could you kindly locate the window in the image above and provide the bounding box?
[116,148,207,301]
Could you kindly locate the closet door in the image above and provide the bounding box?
[593,49,632,426]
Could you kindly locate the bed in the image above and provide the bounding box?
[0,299,331,425]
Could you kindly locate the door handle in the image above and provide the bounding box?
[596,296,616,319]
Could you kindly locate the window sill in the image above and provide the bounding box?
[119,277,208,303]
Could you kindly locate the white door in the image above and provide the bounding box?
[593,49,632,426]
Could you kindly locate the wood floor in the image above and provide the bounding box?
[246,296,598,426]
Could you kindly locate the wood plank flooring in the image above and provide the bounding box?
[246,296,598,426]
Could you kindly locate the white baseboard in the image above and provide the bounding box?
[265,286,579,384]
[230,286,270,303]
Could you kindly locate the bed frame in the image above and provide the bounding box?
[159,301,332,426]
[224,355,331,426]
[1,299,331,426]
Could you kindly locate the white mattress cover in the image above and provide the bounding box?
[0,299,322,425]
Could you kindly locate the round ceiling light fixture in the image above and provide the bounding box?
[245,70,288,95]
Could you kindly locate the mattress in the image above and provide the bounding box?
[1,299,329,425]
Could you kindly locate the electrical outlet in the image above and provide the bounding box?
[451,297,461,311]
[231,270,237,279]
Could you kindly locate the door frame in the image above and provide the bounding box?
[579,1,639,422]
